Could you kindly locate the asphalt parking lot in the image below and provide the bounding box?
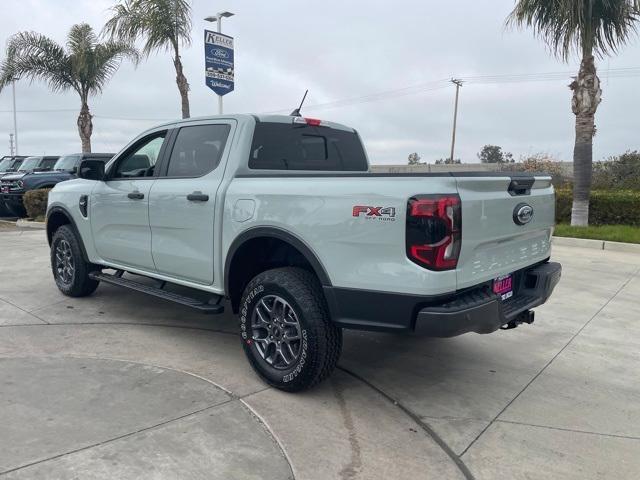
[1,228,639,479]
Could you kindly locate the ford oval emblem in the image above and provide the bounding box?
[513,203,534,225]
[212,48,228,58]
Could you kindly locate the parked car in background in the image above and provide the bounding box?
[15,155,59,174]
[0,156,26,178]
[1,153,113,217]
[0,156,27,216]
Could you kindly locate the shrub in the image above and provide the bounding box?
[502,153,570,188]
[556,189,640,226]
[592,151,640,190]
[23,188,51,220]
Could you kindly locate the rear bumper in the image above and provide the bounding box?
[414,262,561,337]
[324,261,561,336]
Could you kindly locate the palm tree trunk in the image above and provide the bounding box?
[77,98,93,153]
[569,55,601,226]
[173,46,190,119]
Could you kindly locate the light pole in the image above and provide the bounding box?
[204,11,234,115]
[11,80,18,155]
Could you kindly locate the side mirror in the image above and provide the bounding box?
[78,160,105,181]
[71,166,78,174]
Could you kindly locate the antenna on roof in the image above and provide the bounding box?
[290,90,308,117]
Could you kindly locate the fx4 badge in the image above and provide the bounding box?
[352,205,396,222]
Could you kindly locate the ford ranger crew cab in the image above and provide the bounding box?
[46,114,561,391]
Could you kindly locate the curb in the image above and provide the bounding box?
[16,219,46,230]
[603,240,640,254]
[552,236,640,253]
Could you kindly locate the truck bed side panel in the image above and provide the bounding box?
[223,176,459,297]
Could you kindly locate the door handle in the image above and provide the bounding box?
[187,192,209,202]
[127,192,144,200]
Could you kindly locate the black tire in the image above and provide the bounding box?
[51,225,100,297]
[239,267,342,392]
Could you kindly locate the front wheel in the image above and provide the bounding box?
[239,267,342,392]
[51,225,100,297]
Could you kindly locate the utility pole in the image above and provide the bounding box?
[9,133,15,156]
[12,80,19,155]
[449,79,463,163]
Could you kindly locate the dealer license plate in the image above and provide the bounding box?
[493,274,513,301]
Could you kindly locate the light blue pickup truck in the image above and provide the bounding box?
[46,114,561,391]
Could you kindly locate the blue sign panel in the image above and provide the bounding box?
[204,29,234,96]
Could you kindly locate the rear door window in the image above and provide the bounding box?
[164,124,230,177]
[249,122,368,171]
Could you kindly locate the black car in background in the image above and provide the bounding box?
[0,156,28,216]
[1,153,113,217]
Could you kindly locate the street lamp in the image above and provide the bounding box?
[205,11,234,115]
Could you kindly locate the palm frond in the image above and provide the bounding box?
[103,0,192,57]
[0,31,77,93]
[88,41,140,94]
[507,0,640,60]
[0,23,137,99]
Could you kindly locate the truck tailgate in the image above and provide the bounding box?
[455,175,554,290]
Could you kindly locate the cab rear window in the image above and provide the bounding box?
[248,122,367,171]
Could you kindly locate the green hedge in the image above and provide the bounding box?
[556,189,640,226]
[23,188,51,220]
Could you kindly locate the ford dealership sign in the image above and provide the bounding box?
[205,30,234,96]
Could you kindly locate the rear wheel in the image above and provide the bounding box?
[51,225,100,297]
[239,267,342,392]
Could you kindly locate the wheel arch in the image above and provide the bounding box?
[224,227,332,313]
[46,206,90,262]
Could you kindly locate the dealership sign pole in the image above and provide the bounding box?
[204,28,234,114]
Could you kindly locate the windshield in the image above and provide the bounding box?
[0,159,12,172]
[39,158,58,171]
[0,158,22,172]
[53,155,80,171]
[18,157,41,172]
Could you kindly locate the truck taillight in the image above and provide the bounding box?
[406,194,461,271]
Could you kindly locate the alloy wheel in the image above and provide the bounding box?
[55,239,75,284]
[250,295,302,370]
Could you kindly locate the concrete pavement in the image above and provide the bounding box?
[0,229,639,479]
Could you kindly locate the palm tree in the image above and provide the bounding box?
[0,24,138,153]
[104,0,192,119]
[508,0,640,226]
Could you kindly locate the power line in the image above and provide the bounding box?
[0,108,77,113]
[1,66,638,119]
[262,66,640,114]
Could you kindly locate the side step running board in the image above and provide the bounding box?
[89,271,224,314]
